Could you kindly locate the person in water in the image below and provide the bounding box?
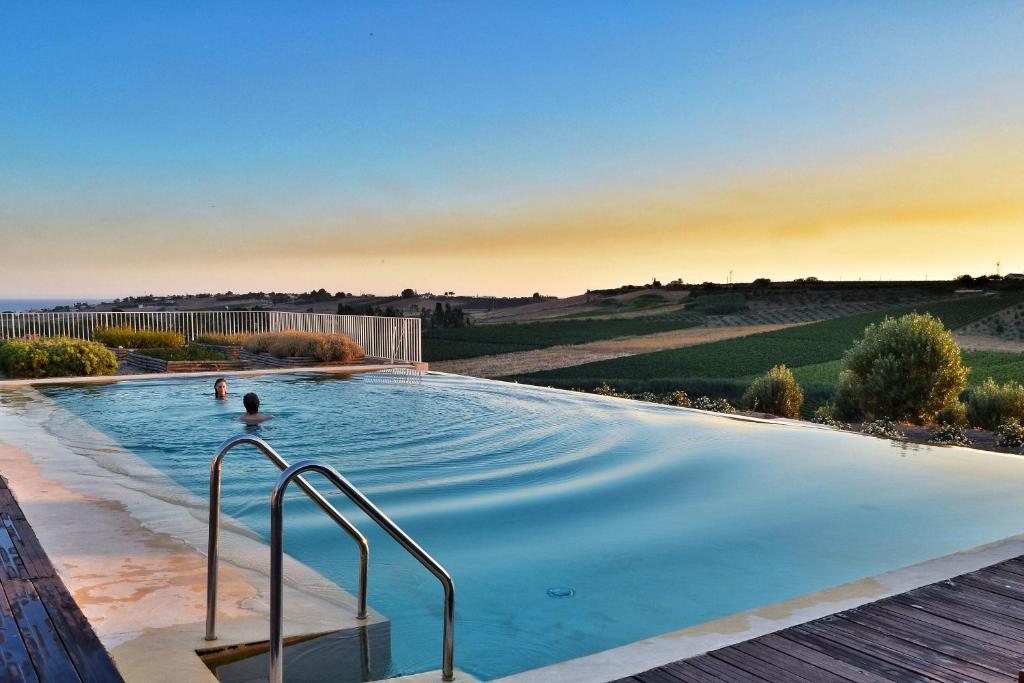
[214,377,228,400]
[240,392,272,424]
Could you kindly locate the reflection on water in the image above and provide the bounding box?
[41,372,1024,680]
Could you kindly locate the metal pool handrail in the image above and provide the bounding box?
[205,435,369,641]
[270,459,456,683]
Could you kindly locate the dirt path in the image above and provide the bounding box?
[433,323,802,378]
[953,332,1024,353]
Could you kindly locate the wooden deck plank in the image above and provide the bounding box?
[34,578,128,683]
[686,653,772,682]
[712,645,826,682]
[783,625,943,683]
[731,640,857,682]
[0,577,39,683]
[874,600,1024,652]
[891,590,1024,639]
[758,633,900,683]
[660,661,725,683]
[821,614,1014,680]
[3,577,82,683]
[616,553,1024,683]
[843,606,1024,669]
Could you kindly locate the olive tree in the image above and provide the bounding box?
[835,313,967,423]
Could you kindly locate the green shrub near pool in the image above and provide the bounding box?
[0,337,118,378]
[138,346,227,361]
[94,325,185,349]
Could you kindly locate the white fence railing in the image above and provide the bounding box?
[0,311,421,363]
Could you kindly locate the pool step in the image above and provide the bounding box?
[202,621,392,682]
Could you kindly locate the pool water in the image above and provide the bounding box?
[40,372,1024,680]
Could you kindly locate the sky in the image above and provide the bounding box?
[2,1,1023,298]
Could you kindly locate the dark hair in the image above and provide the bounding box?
[243,392,260,414]
[214,377,227,389]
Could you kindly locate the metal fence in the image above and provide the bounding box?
[0,311,421,363]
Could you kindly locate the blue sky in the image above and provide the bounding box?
[2,2,1023,296]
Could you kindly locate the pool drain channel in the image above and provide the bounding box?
[546,587,575,598]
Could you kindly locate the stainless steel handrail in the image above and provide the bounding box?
[270,460,455,683]
[205,435,369,641]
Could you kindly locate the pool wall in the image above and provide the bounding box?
[0,383,389,682]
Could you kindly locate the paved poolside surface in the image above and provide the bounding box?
[617,556,1024,683]
[0,474,123,683]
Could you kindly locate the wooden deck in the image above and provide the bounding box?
[0,476,123,683]
[616,556,1024,683]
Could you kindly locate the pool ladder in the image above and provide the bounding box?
[204,434,456,682]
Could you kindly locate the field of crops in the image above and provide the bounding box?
[512,295,1024,403]
[423,315,703,362]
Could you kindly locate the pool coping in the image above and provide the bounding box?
[3,367,1024,683]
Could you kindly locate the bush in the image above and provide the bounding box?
[930,424,971,446]
[835,313,967,423]
[692,396,736,413]
[94,326,185,349]
[966,378,1024,430]
[742,364,804,418]
[194,333,250,346]
[935,401,968,426]
[139,347,227,361]
[0,337,117,378]
[996,419,1024,449]
[811,403,847,429]
[861,419,905,440]
[243,331,364,362]
[661,390,692,408]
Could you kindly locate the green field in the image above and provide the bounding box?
[511,295,1024,407]
[423,315,704,362]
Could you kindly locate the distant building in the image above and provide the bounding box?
[1005,273,1024,280]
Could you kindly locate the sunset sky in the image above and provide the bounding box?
[2,2,1023,298]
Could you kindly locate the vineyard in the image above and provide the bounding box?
[511,294,1024,407]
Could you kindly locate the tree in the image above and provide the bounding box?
[401,288,417,298]
[753,277,771,288]
[835,313,968,423]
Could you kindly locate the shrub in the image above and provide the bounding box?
[996,419,1024,449]
[930,424,971,446]
[194,333,250,346]
[592,383,630,399]
[811,403,847,429]
[835,313,967,423]
[661,390,692,408]
[139,347,227,361]
[966,378,1024,430]
[0,337,117,378]
[935,401,968,426]
[692,396,736,413]
[742,364,804,418]
[861,419,905,440]
[242,331,363,362]
[94,326,185,349]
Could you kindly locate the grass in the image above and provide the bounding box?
[512,295,1024,412]
[423,315,704,362]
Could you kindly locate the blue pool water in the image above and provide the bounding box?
[39,372,1024,680]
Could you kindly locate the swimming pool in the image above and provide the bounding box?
[39,371,1024,680]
